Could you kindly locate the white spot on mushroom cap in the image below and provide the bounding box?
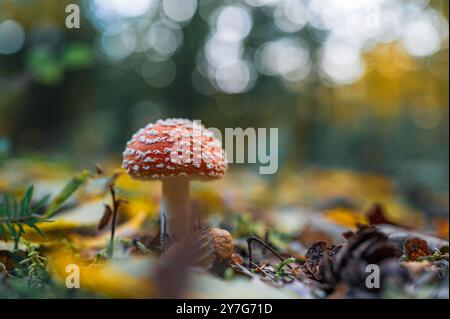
[143,157,157,163]
[147,129,159,136]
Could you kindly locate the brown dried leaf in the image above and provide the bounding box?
[404,237,431,261]
[231,253,244,265]
[98,204,113,231]
[342,230,354,240]
[95,163,104,175]
[0,250,16,271]
[301,241,329,282]
[367,203,390,225]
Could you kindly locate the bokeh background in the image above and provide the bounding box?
[0,0,448,197]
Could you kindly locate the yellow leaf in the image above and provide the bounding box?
[323,207,367,228]
[49,250,155,298]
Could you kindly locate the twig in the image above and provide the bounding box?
[250,261,277,281]
[107,182,125,258]
[246,236,293,270]
[110,186,118,248]
[262,230,269,255]
[228,260,253,279]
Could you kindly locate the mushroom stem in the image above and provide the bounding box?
[161,179,191,248]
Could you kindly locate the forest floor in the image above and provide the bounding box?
[0,158,448,298]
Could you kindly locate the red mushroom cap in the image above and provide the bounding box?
[122,118,228,180]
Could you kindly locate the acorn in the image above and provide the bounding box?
[210,227,233,261]
[160,226,233,268]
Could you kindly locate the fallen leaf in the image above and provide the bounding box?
[98,204,113,231]
[404,237,431,261]
[323,208,367,228]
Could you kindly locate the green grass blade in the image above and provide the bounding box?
[43,170,91,219]
[20,186,34,216]
[33,194,51,214]
[0,224,8,241]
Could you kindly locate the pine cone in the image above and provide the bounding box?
[301,224,403,291]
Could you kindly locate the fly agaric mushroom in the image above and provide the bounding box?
[122,118,228,248]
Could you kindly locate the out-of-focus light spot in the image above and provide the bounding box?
[306,0,406,50]
[409,95,442,130]
[0,20,26,55]
[205,35,242,67]
[377,11,403,44]
[329,0,378,11]
[89,0,159,33]
[112,0,154,17]
[99,27,137,61]
[408,0,431,10]
[274,0,308,33]
[214,60,254,94]
[256,38,311,81]
[93,0,155,19]
[307,0,378,30]
[429,9,450,44]
[214,6,253,42]
[141,59,177,88]
[163,0,198,23]
[283,61,312,82]
[319,39,364,85]
[401,19,440,57]
[145,21,183,58]
[245,0,280,7]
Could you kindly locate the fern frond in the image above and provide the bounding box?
[0,186,50,248]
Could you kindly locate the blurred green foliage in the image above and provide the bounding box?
[26,43,93,85]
